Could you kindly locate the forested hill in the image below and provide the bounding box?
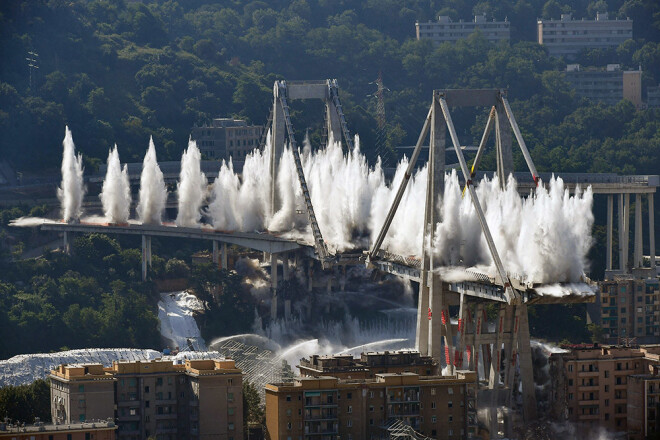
[0,0,659,177]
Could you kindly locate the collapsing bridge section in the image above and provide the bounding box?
[365,89,588,437]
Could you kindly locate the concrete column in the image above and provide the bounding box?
[418,93,445,361]
[340,266,346,291]
[607,195,613,271]
[618,194,625,271]
[650,194,656,271]
[284,300,291,321]
[488,305,506,436]
[494,100,513,187]
[308,261,314,292]
[63,231,70,255]
[635,194,643,268]
[517,305,537,422]
[270,253,279,320]
[325,99,343,145]
[147,236,152,267]
[141,235,149,281]
[326,276,332,293]
[428,273,444,368]
[221,242,228,270]
[271,83,286,217]
[282,253,290,281]
[624,193,630,272]
[212,240,219,267]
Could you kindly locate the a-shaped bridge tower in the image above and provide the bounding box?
[366,89,591,437]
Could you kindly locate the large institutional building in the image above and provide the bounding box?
[191,118,262,161]
[549,344,660,436]
[565,64,643,107]
[416,14,510,45]
[537,12,633,58]
[266,351,478,440]
[50,358,243,440]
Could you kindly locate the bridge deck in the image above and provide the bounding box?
[30,219,303,254]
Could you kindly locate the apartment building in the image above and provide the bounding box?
[648,86,660,108]
[416,14,510,45]
[0,421,116,440]
[266,371,478,440]
[50,358,243,440]
[628,365,660,440]
[191,118,262,161]
[549,345,660,434]
[599,276,660,343]
[537,12,633,59]
[565,63,642,107]
[298,351,437,379]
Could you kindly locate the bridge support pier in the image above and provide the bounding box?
[141,235,152,281]
[650,194,656,271]
[213,241,228,270]
[607,195,613,271]
[63,231,71,255]
[635,194,643,268]
[270,253,279,320]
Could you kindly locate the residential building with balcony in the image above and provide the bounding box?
[628,365,660,440]
[191,118,262,161]
[50,358,243,440]
[549,345,660,434]
[537,12,633,59]
[416,14,510,45]
[265,370,478,440]
[599,276,660,343]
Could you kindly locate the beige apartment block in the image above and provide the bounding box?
[191,118,262,161]
[538,12,632,59]
[0,421,116,440]
[550,345,660,434]
[50,358,243,440]
[266,371,478,440]
[416,14,510,45]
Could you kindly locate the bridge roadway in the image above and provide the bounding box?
[22,218,595,306]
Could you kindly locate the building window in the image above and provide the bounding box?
[370,405,374,412]
[229,423,235,430]
[78,385,84,392]
[448,387,453,395]
[347,392,352,399]
[286,409,291,416]
[229,407,235,415]
[347,420,353,427]
[228,378,233,386]
[370,391,374,398]
[348,405,352,413]
[228,393,234,402]
[286,395,291,402]
[431,402,436,409]
[432,416,437,423]
[79,414,85,422]
[144,386,149,393]
[431,388,436,395]
[448,401,453,408]
[449,415,453,422]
